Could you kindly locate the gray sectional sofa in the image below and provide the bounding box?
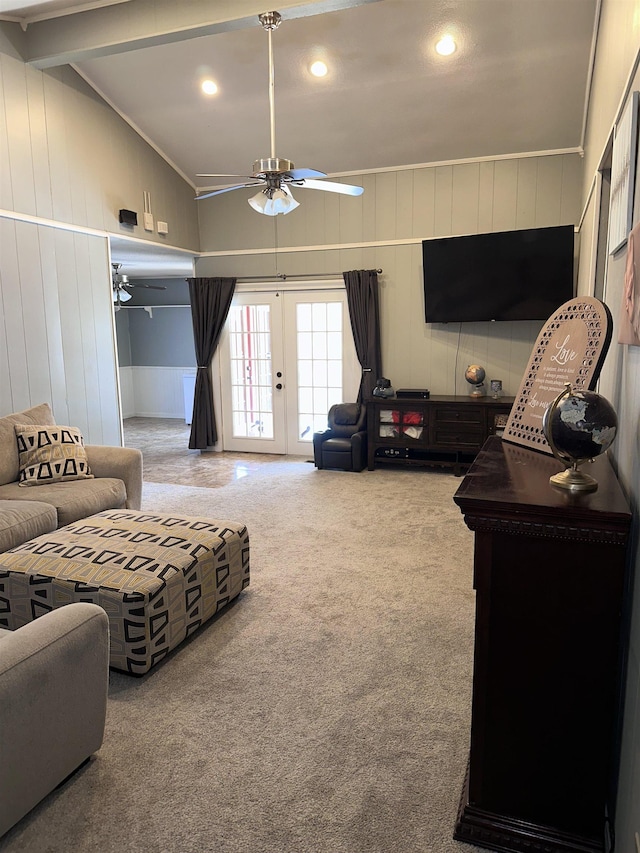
[0,602,110,837]
[0,403,143,552]
[0,403,142,837]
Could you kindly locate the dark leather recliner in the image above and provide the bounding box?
[313,403,367,471]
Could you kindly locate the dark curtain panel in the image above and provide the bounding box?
[187,277,236,449]
[343,269,382,403]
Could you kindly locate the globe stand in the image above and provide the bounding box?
[542,382,618,495]
[549,462,598,493]
[469,382,485,398]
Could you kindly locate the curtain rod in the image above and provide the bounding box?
[234,269,382,282]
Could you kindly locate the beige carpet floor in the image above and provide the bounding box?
[1,460,484,853]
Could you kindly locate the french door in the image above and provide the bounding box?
[219,289,360,455]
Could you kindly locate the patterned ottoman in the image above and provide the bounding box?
[0,509,250,674]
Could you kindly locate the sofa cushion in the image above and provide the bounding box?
[0,478,126,527]
[15,424,93,487]
[0,500,58,553]
[0,404,56,487]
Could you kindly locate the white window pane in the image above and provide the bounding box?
[327,361,342,387]
[299,387,313,413]
[228,308,241,333]
[328,388,343,408]
[258,385,272,412]
[297,303,312,331]
[312,331,327,359]
[327,302,342,331]
[232,385,247,410]
[229,334,240,359]
[253,332,267,359]
[261,413,274,439]
[232,411,248,437]
[257,306,270,332]
[313,361,328,386]
[313,388,328,414]
[229,360,240,385]
[327,332,342,358]
[314,413,330,432]
[298,360,313,386]
[297,331,312,359]
[312,303,327,331]
[257,359,271,386]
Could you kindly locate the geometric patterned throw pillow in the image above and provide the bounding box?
[15,423,94,486]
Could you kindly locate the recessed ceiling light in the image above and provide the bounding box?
[435,34,456,56]
[201,80,218,95]
[310,60,328,78]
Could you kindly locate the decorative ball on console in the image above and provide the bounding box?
[465,364,486,397]
[542,382,618,493]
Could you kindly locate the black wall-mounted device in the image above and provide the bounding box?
[118,209,138,226]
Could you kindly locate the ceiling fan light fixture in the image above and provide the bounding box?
[113,287,132,304]
[248,184,299,216]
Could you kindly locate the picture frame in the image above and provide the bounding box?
[608,90,639,255]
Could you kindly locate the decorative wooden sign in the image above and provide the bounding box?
[503,296,613,454]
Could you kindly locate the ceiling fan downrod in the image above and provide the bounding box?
[259,11,282,167]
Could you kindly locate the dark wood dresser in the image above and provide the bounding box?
[453,436,632,853]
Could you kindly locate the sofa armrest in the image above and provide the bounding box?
[0,603,109,837]
[85,445,143,510]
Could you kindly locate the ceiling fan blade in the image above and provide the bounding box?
[285,168,327,180]
[295,179,364,196]
[197,173,255,179]
[130,283,167,290]
[196,183,262,201]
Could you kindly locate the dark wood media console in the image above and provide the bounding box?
[367,395,514,474]
[453,436,632,853]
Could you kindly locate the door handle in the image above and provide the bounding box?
[276,383,283,390]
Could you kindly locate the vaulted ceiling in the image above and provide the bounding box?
[2,0,599,274]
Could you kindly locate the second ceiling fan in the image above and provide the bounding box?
[195,10,364,215]
[112,263,166,309]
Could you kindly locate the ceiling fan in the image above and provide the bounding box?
[195,10,364,215]
[112,263,166,309]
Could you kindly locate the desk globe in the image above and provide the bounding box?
[542,383,618,492]
[465,364,486,397]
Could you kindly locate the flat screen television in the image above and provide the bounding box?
[422,225,575,323]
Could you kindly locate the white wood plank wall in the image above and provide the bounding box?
[197,153,584,398]
[0,47,198,247]
[0,32,200,441]
[0,219,122,443]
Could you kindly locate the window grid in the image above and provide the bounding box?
[228,304,274,439]
[297,302,343,441]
